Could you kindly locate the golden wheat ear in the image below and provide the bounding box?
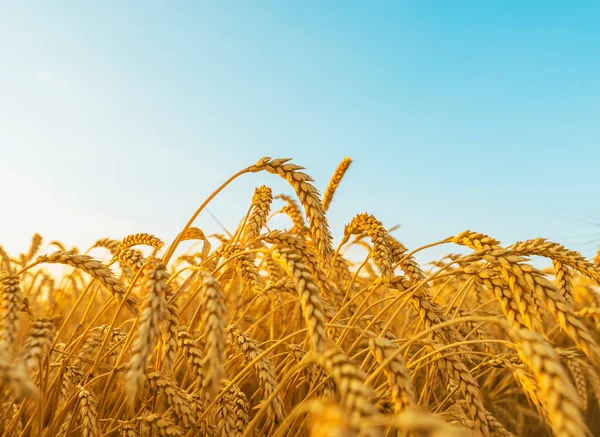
[126,257,168,398]
[512,328,589,437]
[322,157,352,212]
[6,159,600,437]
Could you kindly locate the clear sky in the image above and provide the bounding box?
[1,1,599,264]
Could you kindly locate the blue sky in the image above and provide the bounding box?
[1,1,599,264]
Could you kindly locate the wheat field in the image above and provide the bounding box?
[1,156,599,437]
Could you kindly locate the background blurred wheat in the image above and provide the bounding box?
[1,156,599,437]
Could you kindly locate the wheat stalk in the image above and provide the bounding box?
[147,371,196,426]
[512,328,588,437]
[322,157,352,212]
[30,251,139,315]
[77,385,100,437]
[226,324,285,421]
[368,337,417,413]
[3,160,600,437]
[249,157,333,263]
[271,247,328,353]
[216,381,249,437]
[199,275,226,400]
[0,275,23,355]
[242,185,273,244]
[126,257,168,397]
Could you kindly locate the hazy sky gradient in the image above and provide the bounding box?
[1,1,599,263]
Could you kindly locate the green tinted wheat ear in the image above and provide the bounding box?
[30,251,139,315]
[0,275,23,355]
[242,185,273,244]
[248,157,333,263]
[199,275,226,399]
[126,257,168,398]
[322,157,352,212]
[512,328,588,437]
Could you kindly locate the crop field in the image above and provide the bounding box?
[0,156,599,437]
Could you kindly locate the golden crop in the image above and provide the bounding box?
[1,156,599,437]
